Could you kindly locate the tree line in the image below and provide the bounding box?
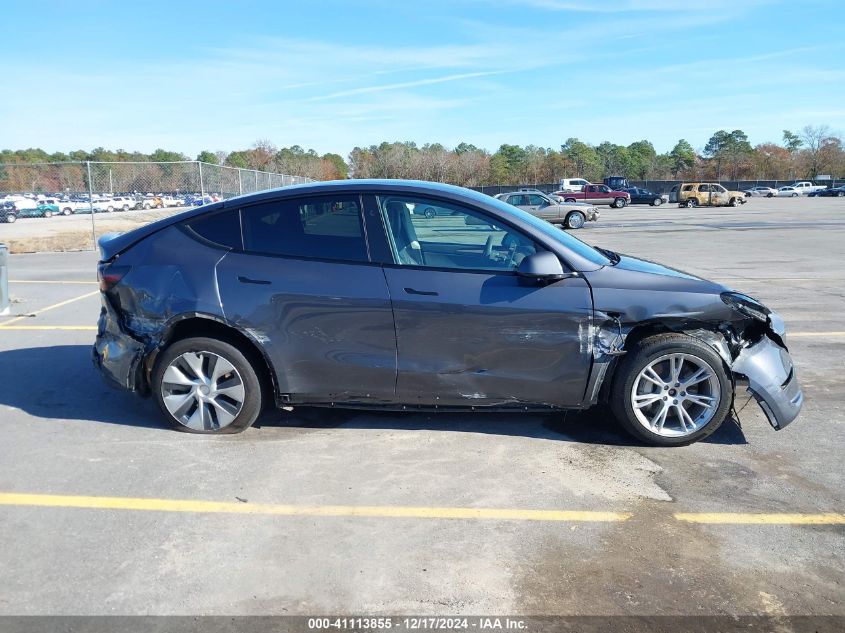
[2,124,842,187]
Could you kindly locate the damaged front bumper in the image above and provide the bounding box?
[731,334,803,430]
[92,295,147,393]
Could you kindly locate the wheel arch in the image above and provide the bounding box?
[596,320,734,405]
[148,314,280,407]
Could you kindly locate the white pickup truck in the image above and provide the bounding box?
[789,181,827,195]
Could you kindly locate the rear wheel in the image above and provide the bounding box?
[107,206,115,212]
[686,198,698,208]
[43,211,53,218]
[564,211,585,229]
[613,197,626,208]
[5,213,16,223]
[610,333,732,446]
[729,197,738,207]
[153,337,263,434]
[791,193,799,197]
[564,198,577,203]
[62,207,72,216]
[423,207,435,219]
[653,197,663,206]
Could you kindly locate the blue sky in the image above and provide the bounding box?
[2,0,843,157]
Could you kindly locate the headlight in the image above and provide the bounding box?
[721,291,770,322]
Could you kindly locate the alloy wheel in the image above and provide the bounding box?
[630,353,721,438]
[160,351,246,431]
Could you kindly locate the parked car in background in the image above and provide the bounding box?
[495,191,599,229]
[186,196,216,207]
[110,196,133,211]
[554,184,630,208]
[624,187,667,206]
[14,201,57,218]
[808,185,845,197]
[92,179,802,446]
[678,183,748,208]
[603,176,630,191]
[743,186,777,198]
[140,196,163,209]
[160,196,184,208]
[777,186,801,197]
[789,181,826,194]
[558,178,590,192]
[1,202,18,223]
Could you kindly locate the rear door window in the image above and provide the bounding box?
[240,195,368,262]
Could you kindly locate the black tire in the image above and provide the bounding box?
[152,337,263,434]
[564,198,577,203]
[767,193,773,197]
[729,197,738,207]
[423,207,435,219]
[62,207,72,216]
[653,197,663,206]
[122,205,129,212]
[5,213,16,223]
[610,333,733,446]
[564,211,585,229]
[44,211,53,218]
[613,197,626,208]
[791,193,798,197]
[687,198,698,208]
[107,206,115,212]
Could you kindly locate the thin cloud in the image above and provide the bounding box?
[307,71,509,101]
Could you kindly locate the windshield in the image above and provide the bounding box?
[465,189,611,266]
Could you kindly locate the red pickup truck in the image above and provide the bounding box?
[553,183,630,208]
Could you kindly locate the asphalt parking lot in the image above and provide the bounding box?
[0,196,843,617]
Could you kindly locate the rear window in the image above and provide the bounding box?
[240,195,368,262]
[188,210,242,249]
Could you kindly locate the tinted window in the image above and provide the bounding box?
[188,209,242,249]
[528,194,547,206]
[241,195,367,262]
[378,195,537,272]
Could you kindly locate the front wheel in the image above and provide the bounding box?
[613,197,626,208]
[767,193,774,197]
[564,211,585,229]
[792,193,799,197]
[5,213,16,223]
[610,333,733,446]
[62,207,72,216]
[44,211,53,218]
[729,197,738,207]
[564,198,577,203]
[152,337,263,434]
[423,207,435,219]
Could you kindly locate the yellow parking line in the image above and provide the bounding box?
[0,325,97,331]
[0,290,100,328]
[0,492,631,522]
[675,512,845,525]
[9,280,97,285]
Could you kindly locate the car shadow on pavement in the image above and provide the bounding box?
[0,345,162,429]
[0,344,748,445]
[264,402,748,446]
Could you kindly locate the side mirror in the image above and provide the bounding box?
[517,252,572,282]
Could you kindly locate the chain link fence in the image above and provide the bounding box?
[0,161,314,252]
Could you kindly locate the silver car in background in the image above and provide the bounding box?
[495,191,599,229]
[743,186,777,197]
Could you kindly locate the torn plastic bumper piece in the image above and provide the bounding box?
[732,335,803,430]
[92,296,147,393]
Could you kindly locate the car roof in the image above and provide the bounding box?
[98,179,607,271]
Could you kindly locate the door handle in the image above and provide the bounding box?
[238,275,271,285]
[404,287,438,296]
